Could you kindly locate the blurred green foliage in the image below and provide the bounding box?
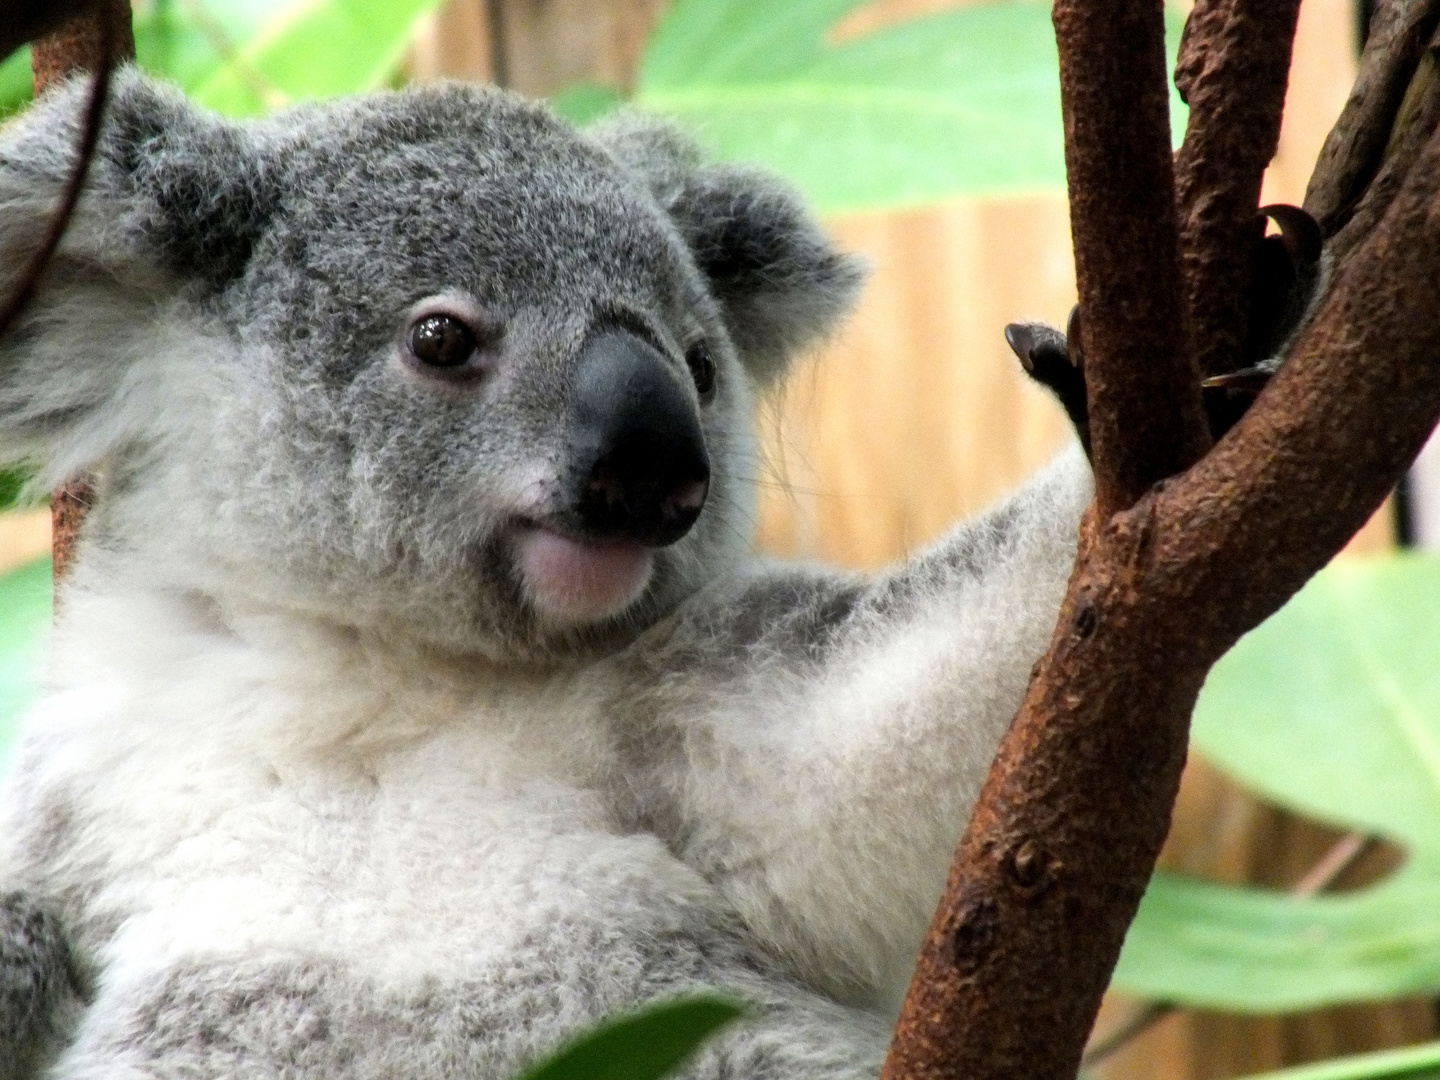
[1234,1040,1440,1080]
[0,0,445,118]
[0,557,50,768]
[1115,553,1440,1012]
[554,0,1188,213]
[0,468,28,509]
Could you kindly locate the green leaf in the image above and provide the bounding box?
[0,558,51,768]
[517,996,744,1080]
[1234,1040,1440,1080]
[189,0,445,116]
[0,47,33,119]
[635,0,1189,212]
[0,470,27,512]
[551,82,625,126]
[3,0,445,119]
[1114,553,1440,1011]
[642,0,866,88]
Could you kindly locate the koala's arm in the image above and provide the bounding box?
[621,448,1091,1008]
[0,893,84,1080]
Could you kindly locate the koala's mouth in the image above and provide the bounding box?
[512,525,654,628]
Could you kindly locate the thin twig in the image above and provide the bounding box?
[1294,831,1378,896]
[0,44,112,341]
[1082,1002,1173,1069]
[1081,830,1381,1068]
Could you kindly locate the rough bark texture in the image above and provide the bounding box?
[31,0,133,91]
[49,482,91,583]
[0,0,94,67]
[1046,0,1210,520]
[1305,0,1440,238]
[1327,19,1440,263]
[30,0,135,588]
[1173,0,1302,380]
[881,2,1440,1078]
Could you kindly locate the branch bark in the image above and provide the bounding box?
[1174,0,1302,380]
[1046,0,1209,520]
[1326,17,1440,264]
[31,0,133,92]
[0,0,93,67]
[1305,0,1440,238]
[882,2,1440,1078]
[27,0,135,586]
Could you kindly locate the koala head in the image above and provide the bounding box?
[0,70,862,661]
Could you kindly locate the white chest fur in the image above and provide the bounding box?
[1,585,715,998]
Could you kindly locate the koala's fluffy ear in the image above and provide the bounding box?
[0,68,275,482]
[592,113,865,388]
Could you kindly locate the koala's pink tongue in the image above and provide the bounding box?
[517,528,654,626]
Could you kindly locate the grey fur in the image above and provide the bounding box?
[0,893,85,1080]
[0,69,1091,1078]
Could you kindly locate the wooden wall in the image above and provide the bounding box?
[0,1,1423,1075]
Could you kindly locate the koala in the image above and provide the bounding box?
[0,69,1091,1080]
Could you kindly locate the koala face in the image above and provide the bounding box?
[0,72,862,661]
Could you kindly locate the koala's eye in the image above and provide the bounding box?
[685,341,717,403]
[408,314,478,369]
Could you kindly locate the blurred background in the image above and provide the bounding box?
[3,3,1438,1079]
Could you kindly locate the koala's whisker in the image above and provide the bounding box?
[721,474,830,499]
[700,494,765,556]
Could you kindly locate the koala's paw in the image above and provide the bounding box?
[1007,205,1324,456]
[0,893,82,1080]
[1006,304,1090,459]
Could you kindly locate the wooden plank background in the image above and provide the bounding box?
[0,2,1425,1075]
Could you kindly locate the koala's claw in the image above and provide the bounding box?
[1261,203,1322,265]
[1007,305,1090,458]
[1201,362,1276,393]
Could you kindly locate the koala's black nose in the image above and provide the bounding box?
[567,332,710,547]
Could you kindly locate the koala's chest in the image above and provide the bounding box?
[22,689,710,986]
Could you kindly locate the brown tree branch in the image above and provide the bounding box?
[0,0,93,66]
[881,4,1440,1078]
[884,131,1440,1079]
[1173,0,1302,380]
[31,0,133,92]
[1047,0,1209,520]
[1305,0,1440,238]
[1326,20,1440,265]
[26,1,136,587]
